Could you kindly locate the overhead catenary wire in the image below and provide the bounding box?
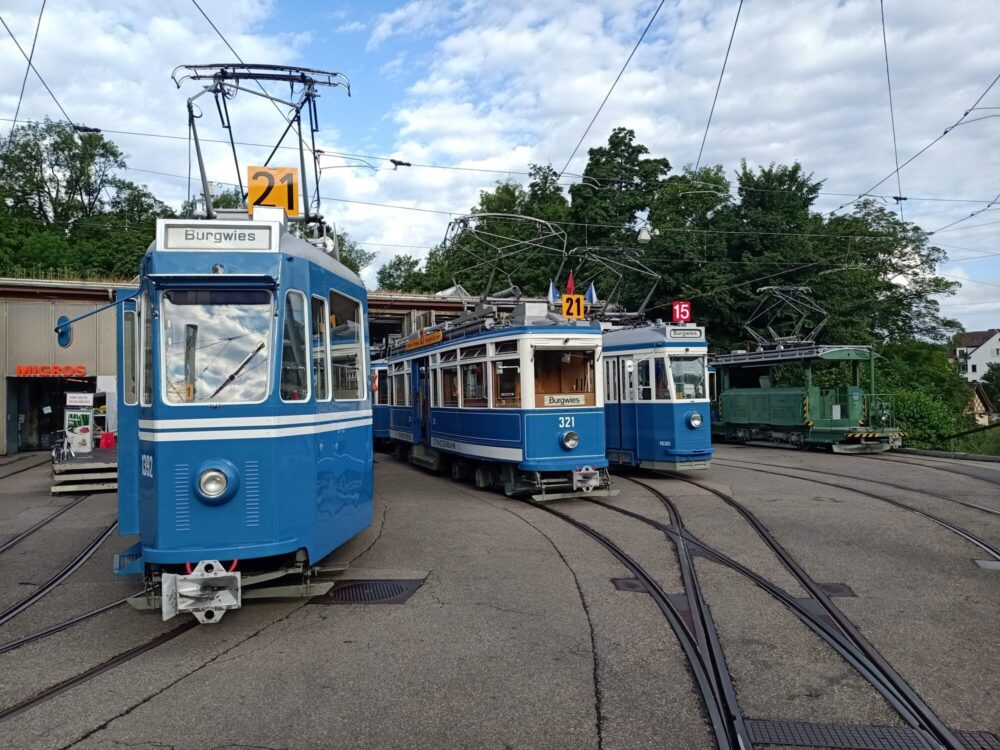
[557,0,666,178]
[694,0,744,172]
[879,0,904,222]
[5,0,47,148]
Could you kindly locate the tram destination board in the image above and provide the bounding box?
[158,221,276,251]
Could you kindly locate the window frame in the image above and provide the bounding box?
[329,288,367,402]
[140,292,153,406]
[311,295,331,402]
[123,309,138,406]
[280,289,312,403]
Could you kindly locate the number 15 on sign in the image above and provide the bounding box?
[672,300,692,323]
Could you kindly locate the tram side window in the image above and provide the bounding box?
[311,297,330,401]
[461,362,487,407]
[280,291,310,402]
[492,360,520,408]
[637,359,652,401]
[123,310,138,405]
[329,290,365,400]
[376,370,388,405]
[141,293,153,406]
[441,367,459,407]
[670,356,706,400]
[430,369,439,407]
[392,369,408,406]
[534,350,596,407]
[655,358,670,400]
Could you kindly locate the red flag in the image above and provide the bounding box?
[566,272,575,295]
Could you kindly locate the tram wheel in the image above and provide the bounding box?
[451,462,467,481]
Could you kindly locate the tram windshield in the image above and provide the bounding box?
[161,289,272,404]
[669,356,706,400]
[534,349,596,407]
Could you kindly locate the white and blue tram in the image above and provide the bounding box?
[100,208,373,623]
[372,358,390,443]
[603,322,713,471]
[384,302,616,500]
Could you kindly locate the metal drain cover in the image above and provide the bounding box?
[818,582,858,598]
[310,579,423,605]
[746,720,1000,750]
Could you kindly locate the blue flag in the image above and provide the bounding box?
[585,282,598,304]
[548,280,560,304]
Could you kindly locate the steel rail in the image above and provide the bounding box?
[0,621,196,722]
[605,478,945,748]
[0,598,130,656]
[0,494,91,555]
[667,473,965,750]
[517,499,737,750]
[0,521,117,628]
[867,453,1000,488]
[0,456,52,482]
[711,461,1000,562]
[714,457,1000,517]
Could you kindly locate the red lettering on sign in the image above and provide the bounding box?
[13,364,88,377]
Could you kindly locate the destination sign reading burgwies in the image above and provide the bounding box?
[161,223,275,251]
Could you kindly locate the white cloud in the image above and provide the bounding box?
[367,0,448,51]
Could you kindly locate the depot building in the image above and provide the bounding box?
[0,279,122,455]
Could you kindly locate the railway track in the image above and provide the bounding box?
[715,457,1000,516]
[517,498,742,749]
[0,520,118,629]
[0,454,50,481]
[0,597,131,656]
[620,473,965,750]
[866,453,1000,489]
[706,461,1000,564]
[0,494,92,556]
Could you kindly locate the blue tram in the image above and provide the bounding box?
[603,322,713,471]
[371,358,390,443]
[104,208,372,623]
[384,302,616,500]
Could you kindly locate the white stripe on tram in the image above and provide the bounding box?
[138,409,372,431]
[430,436,523,461]
[138,418,372,442]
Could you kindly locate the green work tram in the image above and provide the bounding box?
[709,345,903,453]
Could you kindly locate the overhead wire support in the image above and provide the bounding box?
[694,0,744,172]
[879,0,904,222]
[557,0,666,178]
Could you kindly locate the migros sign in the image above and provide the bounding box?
[15,364,87,377]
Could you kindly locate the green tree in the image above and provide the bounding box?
[337,232,376,276]
[981,362,1000,408]
[376,253,425,291]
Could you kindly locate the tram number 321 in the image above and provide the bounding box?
[558,416,576,428]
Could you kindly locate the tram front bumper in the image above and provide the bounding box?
[161,560,241,624]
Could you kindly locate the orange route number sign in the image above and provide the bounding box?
[247,166,300,216]
[561,294,585,319]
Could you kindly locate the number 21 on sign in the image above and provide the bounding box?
[247,166,300,216]
[561,294,585,319]
[672,300,692,323]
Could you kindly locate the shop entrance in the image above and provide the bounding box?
[7,377,96,452]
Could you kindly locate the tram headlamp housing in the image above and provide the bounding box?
[687,412,704,429]
[199,469,228,497]
[561,431,580,450]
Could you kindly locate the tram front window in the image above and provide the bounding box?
[534,349,596,407]
[670,356,706,400]
[161,289,272,404]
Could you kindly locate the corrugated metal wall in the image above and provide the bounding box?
[1,299,117,454]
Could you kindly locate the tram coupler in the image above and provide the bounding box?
[572,465,604,493]
[161,560,240,624]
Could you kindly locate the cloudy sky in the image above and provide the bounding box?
[2,0,999,329]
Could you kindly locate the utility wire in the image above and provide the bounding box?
[879,0,904,222]
[929,191,1000,234]
[557,0,666,178]
[694,0,744,171]
[831,68,1000,215]
[0,12,74,125]
[6,0,47,146]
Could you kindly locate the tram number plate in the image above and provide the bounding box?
[561,294,585,319]
[247,166,300,216]
[672,300,692,323]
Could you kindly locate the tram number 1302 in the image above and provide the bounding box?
[558,416,576,428]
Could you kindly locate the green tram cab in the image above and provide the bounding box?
[709,345,903,454]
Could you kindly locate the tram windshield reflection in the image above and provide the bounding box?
[161,289,272,403]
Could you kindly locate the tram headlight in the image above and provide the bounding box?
[561,431,580,450]
[198,469,228,497]
[687,412,704,429]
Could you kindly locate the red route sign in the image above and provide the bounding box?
[672,300,692,323]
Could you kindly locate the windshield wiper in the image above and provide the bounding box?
[207,341,265,400]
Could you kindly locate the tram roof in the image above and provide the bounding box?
[710,344,875,367]
[602,322,707,349]
[149,210,363,288]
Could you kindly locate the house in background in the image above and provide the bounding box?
[953,329,1000,381]
[967,382,997,426]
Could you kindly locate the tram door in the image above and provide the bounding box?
[116,292,140,535]
[618,358,638,457]
[411,357,431,445]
